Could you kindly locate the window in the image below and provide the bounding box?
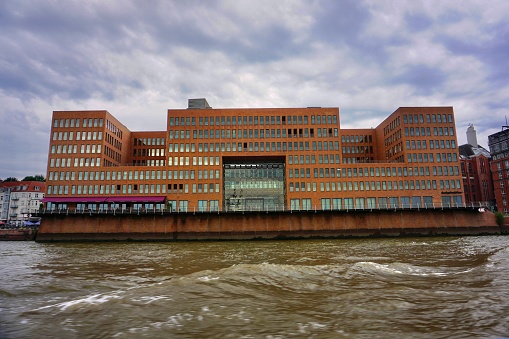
[290,199,300,210]
[320,198,331,210]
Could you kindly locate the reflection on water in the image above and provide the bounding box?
[1,236,509,338]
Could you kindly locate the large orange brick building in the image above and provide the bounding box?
[42,99,464,212]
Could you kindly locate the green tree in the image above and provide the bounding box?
[2,177,18,182]
[22,175,45,182]
[495,212,505,227]
[34,174,45,182]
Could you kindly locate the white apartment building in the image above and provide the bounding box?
[0,182,46,225]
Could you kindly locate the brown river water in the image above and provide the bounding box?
[2,236,509,338]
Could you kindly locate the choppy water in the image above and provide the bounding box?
[2,237,509,338]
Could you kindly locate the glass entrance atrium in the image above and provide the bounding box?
[223,161,285,211]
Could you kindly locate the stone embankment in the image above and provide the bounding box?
[36,208,500,242]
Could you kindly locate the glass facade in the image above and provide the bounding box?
[223,161,285,211]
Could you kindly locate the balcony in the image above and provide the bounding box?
[10,205,18,209]
[12,197,19,201]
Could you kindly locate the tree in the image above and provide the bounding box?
[22,175,45,182]
[2,177,18,182]
[495,212,505,227]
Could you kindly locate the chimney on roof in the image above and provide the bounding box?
[466,123,478,147]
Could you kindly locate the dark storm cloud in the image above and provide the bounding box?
[1,0,509,178]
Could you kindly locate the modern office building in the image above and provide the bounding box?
[459,125,494,207]
[0,181,46,225]
[488,126,509,213]
[42,99,464,212]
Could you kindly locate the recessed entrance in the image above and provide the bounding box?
[223,157,285,211]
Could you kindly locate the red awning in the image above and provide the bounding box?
[41,197,107,203]
[41,196,166,203]
[105,196,166,203]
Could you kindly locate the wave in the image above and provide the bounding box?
[22,258,480,318]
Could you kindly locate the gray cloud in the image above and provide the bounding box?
[405,13,433,32]
[392,65,447,96]
[0,0,508,178]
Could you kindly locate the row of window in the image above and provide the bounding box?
[402,113,453,124]
[383,117,401,137]
[47,177,463,196]
[46,200,218,213]
[52,131,103,141]
[289,165,460,179]
[288,179,462,193]
[104,133,123,151]
[131,160,165,167]
[169,114,339,127]
[490,140,509,154]
[48,169,222,182]
[133,138,166,146]
[49,143,132,161]
[406,139,457,150]
[492,151,509,161]
[49,157,101,168]
[53,118,104,128]
[404,127,455,137]
[291,195,462,210]
[168,141,341,153]
[47,183,221,195]
[47,195,465,213]
[342,146,373,154]
[341,135,374,143]
[495,160,509,170]
[50,131,124,153]
[407,152,458,163]
[133,148,165,157]
[51,144,102,154]
[0,193,42,199]
[342,157,376,164]
[104,145,122,163]
[105,120,123,139]
[169,127,339,140]
[48,162,462,184]
[384,130,402,147]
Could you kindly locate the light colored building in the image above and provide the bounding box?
[0,181,46,225]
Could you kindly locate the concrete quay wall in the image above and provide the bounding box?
[36,209,501,242]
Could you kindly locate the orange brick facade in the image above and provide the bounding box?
[43,101,464,212]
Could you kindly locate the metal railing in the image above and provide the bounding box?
[37,201,492,216]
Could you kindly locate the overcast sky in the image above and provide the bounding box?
[1,0,508,180]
